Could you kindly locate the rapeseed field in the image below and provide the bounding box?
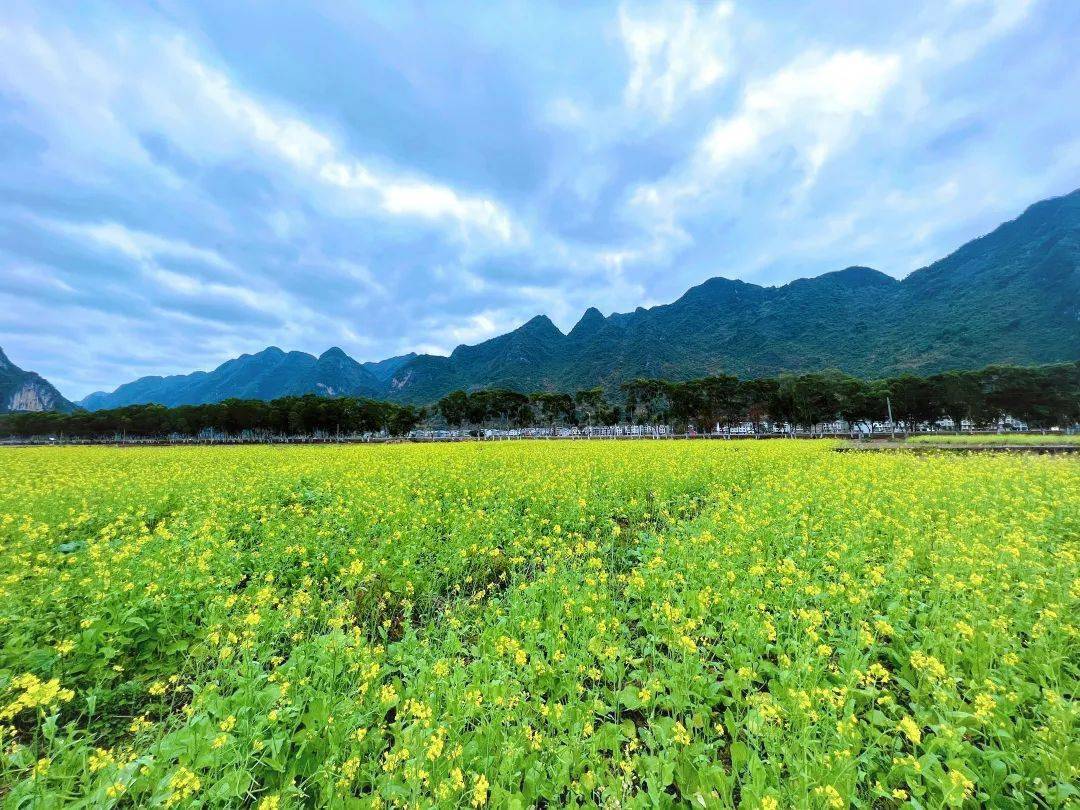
[906,434,1080,446]
[0,442,1076,808]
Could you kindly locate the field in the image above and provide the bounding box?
[906,434,1080,446]
[0,443,1076,808]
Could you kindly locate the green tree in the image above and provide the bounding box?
[438,391,469,428]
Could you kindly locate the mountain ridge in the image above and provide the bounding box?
[77,188,1079,409]
[81,346,384,409]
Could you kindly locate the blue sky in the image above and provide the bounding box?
[2,0,1078,399]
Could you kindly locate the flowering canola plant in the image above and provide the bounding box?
[0,442,1076,807]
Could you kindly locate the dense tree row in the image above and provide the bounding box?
[0,395,423,439]
[439,361,1079,432]
[626,362,1080,430]
[436,387,621,429]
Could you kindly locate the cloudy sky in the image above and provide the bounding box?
[2,0,1078,399]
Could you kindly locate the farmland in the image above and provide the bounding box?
[905,434,1080,447]
[0,442,1076,808]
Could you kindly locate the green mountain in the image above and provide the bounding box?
[382,315,568,403]
[81,188,1080,409]
[80,346,383,410]
[382,189,1078,401]
[362,353,418,382]
[0,347,77,413]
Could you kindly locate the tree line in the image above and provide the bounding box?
[437,361,1079,433]
[1,361,1076,439]
[0,394,423,439]
[435,387,621,430]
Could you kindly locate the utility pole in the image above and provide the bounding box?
[886,396,895,441]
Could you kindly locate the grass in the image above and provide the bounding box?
[0,442,1076,808]
[906,433,1080,446]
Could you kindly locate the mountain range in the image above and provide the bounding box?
[0,347,77,413]
[6,188,1078,412]
[77,346,391,410]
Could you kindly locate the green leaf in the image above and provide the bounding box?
[730,741,748,768]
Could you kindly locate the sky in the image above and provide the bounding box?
[1,1,1078,400]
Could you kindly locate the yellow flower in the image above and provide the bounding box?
[974,692,997,720]
[88,748,115,772]
[909,651,947,680]
[898,715,921,745]
[673,721,691,746]
[949,769,975,798]
[1,673,75,720]
[165,766,201,807]
[426,727,446,761]
[471,773,489,807]
[813,785,843,809]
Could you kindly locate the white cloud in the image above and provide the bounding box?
[705,49,901,177]
[619,1,734,120]
[0,23,522,247]
[330,260,389,300]
[621,46,903,266]
[40,217,330,331]
[706,49,901,190]
[0,264,76,295]
[381,182,515,243]
[170,44,521,244]
[615,0,1043,280]
[451,313,499,343]
[408,311,518,356]
[52,220,236,272]
[929,0,1034,64]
